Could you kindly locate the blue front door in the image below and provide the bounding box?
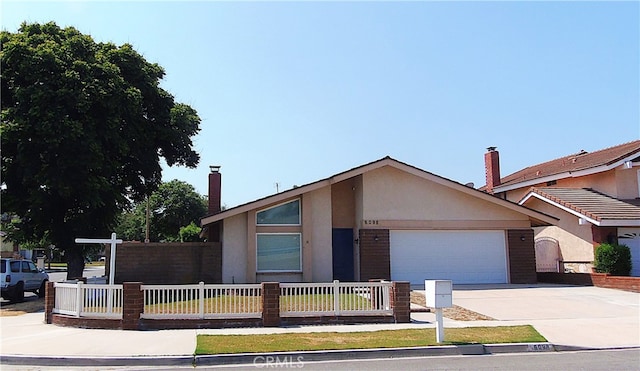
[332,228,354,281]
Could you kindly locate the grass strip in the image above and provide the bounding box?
[195,326,545,355]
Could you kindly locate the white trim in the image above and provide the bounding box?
[255,198,301,226]
[520,192,601,226]
[520,192,640,226]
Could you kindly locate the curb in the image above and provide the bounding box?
[1,343,556,367]
[0,355,195,367]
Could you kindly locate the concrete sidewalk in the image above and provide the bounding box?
[450,284,640,349]
[1,284,638,365]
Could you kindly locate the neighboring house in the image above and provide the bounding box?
[482,140,640,276]
[0,232,20,259]
[201,157,555,286]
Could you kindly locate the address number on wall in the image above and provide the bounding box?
[363,220,379,225]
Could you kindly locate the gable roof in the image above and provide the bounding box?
[201,156,557,227]
[493,140,640,193]
[520,187,640,226]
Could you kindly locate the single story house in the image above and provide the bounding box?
[482,140,640,276]
[201,157,556,285]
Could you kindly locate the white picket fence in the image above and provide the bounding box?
[53,282,123,318]
[141,283,262,319]
[53,281,393,320]
[280,280,393,317]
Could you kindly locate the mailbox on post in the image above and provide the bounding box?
[424,280,452,308]
[425,280,453,343]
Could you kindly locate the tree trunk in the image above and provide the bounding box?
[66,247,86,280]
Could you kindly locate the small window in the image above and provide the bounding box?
[10,261,20,273]
[1,260,6,274]
[257,199,300,225]
[257,233,301,272]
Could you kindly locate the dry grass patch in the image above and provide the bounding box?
[410,291,494,321]
[196,326,545,355]
[0,296,44,316]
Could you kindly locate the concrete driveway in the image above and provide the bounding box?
[450,284,640,349]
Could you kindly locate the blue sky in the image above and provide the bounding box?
[3,1,639,208]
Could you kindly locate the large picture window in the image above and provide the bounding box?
[257,233,301,272]
[256,199,300,225]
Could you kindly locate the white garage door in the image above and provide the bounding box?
[390,230,508,285]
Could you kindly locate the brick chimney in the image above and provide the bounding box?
[484,147,501,194]
[208,165,221,214]
[207,166,222,243]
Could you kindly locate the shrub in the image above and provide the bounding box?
[179,222,204,243]
[594,243,632,276]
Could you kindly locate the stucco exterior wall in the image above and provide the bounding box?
[362,166,529,223]
[526,198,594,262]
[505,166,639,202]
[222,213,248,283]
[307,187,333,282]
[616,168,639,199]
[331,178,356,229]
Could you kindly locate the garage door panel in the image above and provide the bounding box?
[390,230,507,284]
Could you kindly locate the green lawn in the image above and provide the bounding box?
[195,326,546,354]
[144,293,374,315]
[48,261,105,268]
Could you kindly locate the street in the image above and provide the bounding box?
[202,348,640,371]
[2,348,638,370]
[46,266,106,283]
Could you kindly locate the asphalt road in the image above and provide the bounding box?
[207,348,640,371]
[3,349,638,370]
[46,266,105,282]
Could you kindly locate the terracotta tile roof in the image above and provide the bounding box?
[525,187,640,222]
[499,140,640,187]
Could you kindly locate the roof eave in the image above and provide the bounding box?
[202,157,558,227]
[201,157,397,226]
[494,154,638,193]
[520,191,640,227]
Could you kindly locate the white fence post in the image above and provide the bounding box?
[75,282,83,317]
[333,280,340,316]
[199,282,205,319]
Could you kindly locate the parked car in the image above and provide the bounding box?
[0,258,49,302]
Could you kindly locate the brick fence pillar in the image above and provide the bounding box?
[391,281,411,323]
[44,281,56,324]
[261,282,280,327]
[122,282,143,330]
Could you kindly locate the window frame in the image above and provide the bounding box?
[256,232,302,273]
[256,199,301,226]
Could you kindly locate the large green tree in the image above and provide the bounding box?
[115,180,207,242]
[1,22,201,278]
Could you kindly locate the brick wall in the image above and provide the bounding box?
[106,242,221,284]
[44,281,55,324]
[507,229,537,284]
[538,272,640,293]
[359,229,390,281]
[391,281,411,323]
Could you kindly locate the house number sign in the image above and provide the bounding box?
[363,220,379,225]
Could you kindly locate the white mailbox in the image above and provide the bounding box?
[424,280,453,308]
